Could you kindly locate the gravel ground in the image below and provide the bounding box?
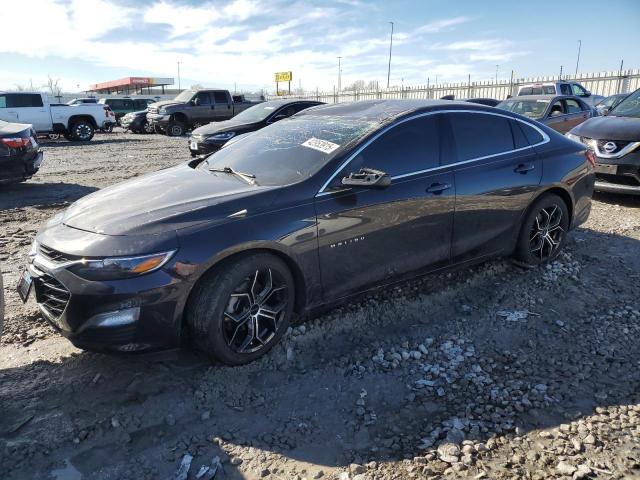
[1,131,639,480]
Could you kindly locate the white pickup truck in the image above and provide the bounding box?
[517,81,604,106]
[0,92,116,141]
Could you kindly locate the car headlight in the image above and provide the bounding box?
[565,132,581,143]
[209,132,235,141]
[68,251,176,281]
[158,109,167,115]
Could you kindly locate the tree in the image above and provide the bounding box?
[45,76,63,101]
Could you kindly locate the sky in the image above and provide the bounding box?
[0,0,639,94]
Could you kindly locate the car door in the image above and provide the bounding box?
[192,92,215,123]
[544,99,569,133]
[10,94,50,131]
[213,91,232,121]
[562,98,589,131]
[443,111,543,262]
[315,114,455,299]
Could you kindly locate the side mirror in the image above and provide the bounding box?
[341,168,391,188]
[584,90,591,97]
[597,106,610,116]
[550,110,563,117]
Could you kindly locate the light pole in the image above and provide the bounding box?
[177,61,181,90]
[337,56,342,92]
[387,21,394,89]
[575,40,582,76]
[495,65,499,83]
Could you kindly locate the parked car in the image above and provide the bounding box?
[440,95,500,107]
[67,97,98,105]
[497,95,596,134]
[566,88,640,195]
[120,109,154,134]
[0,92,115,141]
[0,119,43,183]
[98,97,157,123]
[517,81,604,106]
[147,89,263,137]
[189,99,324,156]
[19,100,594,365]
[595,93,628,116]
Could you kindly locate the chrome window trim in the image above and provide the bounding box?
[316,109,550,197]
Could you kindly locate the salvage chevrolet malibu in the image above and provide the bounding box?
[18,100,595,365]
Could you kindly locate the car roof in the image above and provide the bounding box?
[296,99,486,123]
[507,94,585,102]
[258,99,324,108]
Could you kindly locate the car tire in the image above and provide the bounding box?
[514,193,569,267]
[167,121,185,137]
[143,121,155,134]
[186,253,294,365]
[70,120,95,141]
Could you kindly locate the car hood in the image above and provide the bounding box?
[149,100,184,110]
[571,115,640,141]
[192,118,259,136]
[62,163,278,236]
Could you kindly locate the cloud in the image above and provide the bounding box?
[0,1,523,91]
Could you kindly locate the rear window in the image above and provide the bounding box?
[519,86,556,95]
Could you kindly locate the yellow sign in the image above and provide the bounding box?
[275,71,292,82]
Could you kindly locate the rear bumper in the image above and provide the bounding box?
[0,150,43,183]
[121,117,145,131]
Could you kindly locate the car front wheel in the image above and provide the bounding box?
[167,121,185,137]
[70,120,95,141]
[514,193,569,267]
[186,253,294,365]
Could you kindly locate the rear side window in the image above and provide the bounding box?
[446,112,514,162]
[213,92,229,104]
[5,94,43,108]
[510,120,529,149]
[134,99,152,109]
[346,115,441,177]
[519,122,544,145]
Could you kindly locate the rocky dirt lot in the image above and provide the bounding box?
[1,131,639,480]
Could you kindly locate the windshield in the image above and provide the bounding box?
[232,103,281,123]
[610,89,640,118]
[174,90,196,102]
[200,116,377,186]
[498,99,549,119]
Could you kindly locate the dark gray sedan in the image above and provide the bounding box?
[497,95,596,134]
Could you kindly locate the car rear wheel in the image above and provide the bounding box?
[514,193,569,267]
[143,121,154,134]
[70,120,95,141]
[186,253,294,365]
[167,121,185,137]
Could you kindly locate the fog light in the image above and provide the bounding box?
[86,307,140,328]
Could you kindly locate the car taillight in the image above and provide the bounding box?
[103,106,110,118]
[585,149,597,168]
[1,137,30,148]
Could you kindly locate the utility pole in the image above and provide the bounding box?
[387,21,394,89]
[575,40,581,76]
[559,65,563,79]
[177,61,181,90]
[337,56,342,92]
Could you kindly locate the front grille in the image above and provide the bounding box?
[596,139,630,154]
[39,244,81,263]
[36,273,70,319]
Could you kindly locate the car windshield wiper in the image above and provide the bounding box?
[209,166,256,185]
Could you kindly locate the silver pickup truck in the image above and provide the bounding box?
[0,92,116,141]
[517,81,604,106]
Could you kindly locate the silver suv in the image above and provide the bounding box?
[518,81,604,106]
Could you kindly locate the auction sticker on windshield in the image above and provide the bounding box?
[302,137,340,154]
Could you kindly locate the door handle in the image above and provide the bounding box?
[426,182,451,194]
[514,163,535,174]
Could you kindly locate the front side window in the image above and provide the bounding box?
[342,115,441,178]
[0,95,7,108]
[610,89,640,118]
[564,99,582,113]
[572,84,588,96]
[446,112,514,163]
[549,100,565,116]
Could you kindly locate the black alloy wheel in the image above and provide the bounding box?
[71,121,94,141]
[514,193,569,267]
[187,253,294,365]
[143,121,154,134]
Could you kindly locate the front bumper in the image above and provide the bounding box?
[188,138,224,157]
[147,113,171,128]
[593,149,640,195]
[26,248,185,352]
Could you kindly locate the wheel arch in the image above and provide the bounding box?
[529,185,574,226]
[67,114,97,129]
[180,244,308,334]
[171,112,189,125]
